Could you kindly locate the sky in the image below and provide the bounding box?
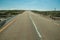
[0,0,60,10]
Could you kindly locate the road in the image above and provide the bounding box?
[0,11,60,40]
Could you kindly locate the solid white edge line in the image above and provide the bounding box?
[29,14,42,39]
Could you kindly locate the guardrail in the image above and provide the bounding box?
[0,20,6,28]
[0,15,16,29]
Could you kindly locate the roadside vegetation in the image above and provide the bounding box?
[0,10,24,18]
[32,10,60,20]
[0,10,24,28]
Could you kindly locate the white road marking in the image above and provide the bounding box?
[29,14,42,39]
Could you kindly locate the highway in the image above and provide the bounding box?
[0,11,60,40]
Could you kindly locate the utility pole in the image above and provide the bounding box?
[54,8,56,11]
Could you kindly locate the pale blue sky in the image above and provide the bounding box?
[0,0,60,10]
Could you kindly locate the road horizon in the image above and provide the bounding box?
[0,11,60,40]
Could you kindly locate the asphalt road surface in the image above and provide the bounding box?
[0,11,60,40]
